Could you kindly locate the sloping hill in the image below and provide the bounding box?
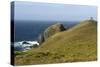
[15,20,97,65]
[40,20,97,50]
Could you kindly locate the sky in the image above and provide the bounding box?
[13,1,97,21]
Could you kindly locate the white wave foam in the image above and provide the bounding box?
[14,41,39,51]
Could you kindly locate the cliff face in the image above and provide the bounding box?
[38,23,66,44]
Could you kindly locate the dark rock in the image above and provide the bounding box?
[22,41,30,44]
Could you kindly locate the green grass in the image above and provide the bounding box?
[15,20,97,65]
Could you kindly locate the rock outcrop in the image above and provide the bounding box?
[38,23,66,44]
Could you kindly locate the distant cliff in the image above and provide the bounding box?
[38,23,66,44]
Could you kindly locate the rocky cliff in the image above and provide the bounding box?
[38,23,66,44]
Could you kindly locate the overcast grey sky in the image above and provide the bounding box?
[14,1,97,21]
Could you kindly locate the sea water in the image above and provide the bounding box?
[13,21,78,51]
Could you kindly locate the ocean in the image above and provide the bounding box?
[14,21,78,42]
[13,21,78,51]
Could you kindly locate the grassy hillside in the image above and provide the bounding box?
[15,20,97,65]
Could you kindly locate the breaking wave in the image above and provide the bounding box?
[12,41,39,51]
